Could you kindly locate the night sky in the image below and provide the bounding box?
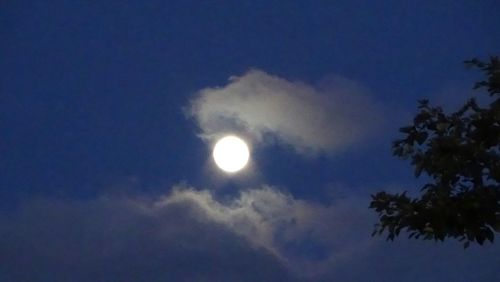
[1,1,499,281]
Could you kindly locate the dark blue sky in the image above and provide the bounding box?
[1,1,499,281]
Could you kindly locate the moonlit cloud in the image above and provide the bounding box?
[187,70,385,155]
[162,186,342,259]
[161,185,378,277]
[1,185,499,281]
[0,188,297,282]
[0,184,375,280]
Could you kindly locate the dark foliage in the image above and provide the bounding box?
[370,56,500,248]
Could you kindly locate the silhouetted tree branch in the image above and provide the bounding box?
[370,56,500,248]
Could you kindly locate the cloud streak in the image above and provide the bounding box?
[0,188,296,282]
[0,184,379,281]
[187,70,384,155]
[2,185,500,281]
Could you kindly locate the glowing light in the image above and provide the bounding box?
[213,135,250,173]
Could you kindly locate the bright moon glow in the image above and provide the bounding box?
[213,135,250,173]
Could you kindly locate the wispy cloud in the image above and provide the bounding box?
[187,70,385,155]
[1,185,498,281]
[0,188,296,282]
[0,185,374,281]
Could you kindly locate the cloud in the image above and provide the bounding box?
[161,185,372,263]
[0,188,297,282]
[1,185,499,282]
[187,70,384,155]
[0,184,375,281]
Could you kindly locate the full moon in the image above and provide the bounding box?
[213,135,250,173]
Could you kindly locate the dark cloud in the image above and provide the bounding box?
[1,186,499,282]
[0,193,296,282]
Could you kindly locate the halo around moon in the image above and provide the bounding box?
[213,135,250,173]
